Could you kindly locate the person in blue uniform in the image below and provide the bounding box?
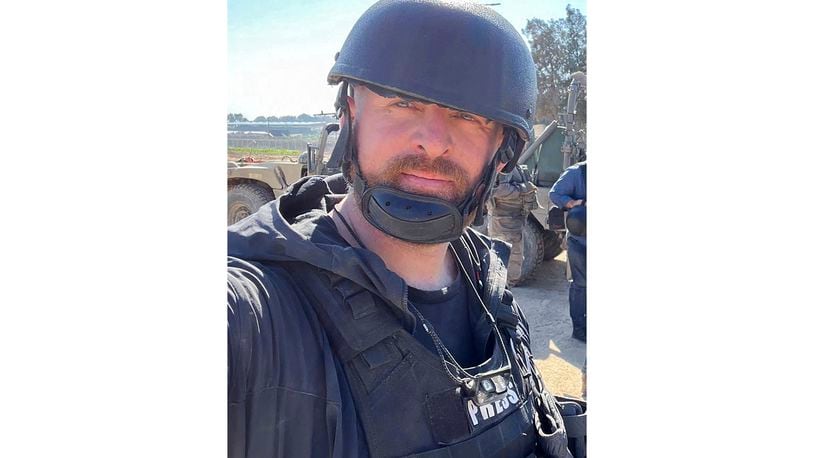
[549,161,587,342]
[227,1,584,456]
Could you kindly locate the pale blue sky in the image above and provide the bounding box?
[228,0,587,118]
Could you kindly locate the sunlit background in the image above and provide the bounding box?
[228,0,586,119]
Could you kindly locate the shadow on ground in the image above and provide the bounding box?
[511,250,586,399]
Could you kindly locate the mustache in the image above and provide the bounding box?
[379,154,469,188]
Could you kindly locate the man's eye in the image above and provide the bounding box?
[395,100,413,108]
[456,112,477,121]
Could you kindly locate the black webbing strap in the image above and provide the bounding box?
[556,396,586,458]
[563,414,586,438]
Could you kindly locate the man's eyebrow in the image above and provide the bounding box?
[455,110,493,124]
[361,83,492,123]
[362,83,418,101]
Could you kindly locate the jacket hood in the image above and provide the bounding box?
[227,174,512,310]
[228,174,410,308]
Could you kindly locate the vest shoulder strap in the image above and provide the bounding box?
[281,261,404,362]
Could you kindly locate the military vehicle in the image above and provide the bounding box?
[511,71,588,281]
[227,124,340,225]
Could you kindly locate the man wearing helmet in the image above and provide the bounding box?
[227,1,583,457]
[549,161,588,342]
[328,82,506,290]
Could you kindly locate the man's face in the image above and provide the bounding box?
[347,85,505,204]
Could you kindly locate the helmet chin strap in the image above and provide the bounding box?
[327,82,517,244]
[351,138,510,245]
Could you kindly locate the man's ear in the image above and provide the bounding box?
[343,92,356,127]
[496,127,511,172]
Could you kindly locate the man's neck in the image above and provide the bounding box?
[334,194,457,291]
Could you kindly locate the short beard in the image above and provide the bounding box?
[346,123,490,243]
[350,124,473,204]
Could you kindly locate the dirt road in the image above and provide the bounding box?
[511,250,586,400]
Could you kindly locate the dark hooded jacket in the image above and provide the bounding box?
[227,175,562,457]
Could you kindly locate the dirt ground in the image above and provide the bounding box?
[511,250,587,400]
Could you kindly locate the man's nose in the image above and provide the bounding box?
[414,106,452,158]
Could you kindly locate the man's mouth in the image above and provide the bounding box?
[399,172,458,192]
[401,171,454,184]
[396,171,464,202]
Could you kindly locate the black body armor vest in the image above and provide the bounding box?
[284,237,577,457]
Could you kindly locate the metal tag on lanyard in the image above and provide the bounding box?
[461,367,513,407]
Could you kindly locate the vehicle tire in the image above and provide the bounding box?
[517,219,544,285]
[515,219,564,285]
[541,227,564,261]
[228,182,275,225]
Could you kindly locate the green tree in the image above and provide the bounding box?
[228,113,248,122]
[254,116,267,122]
[523,5,586,123]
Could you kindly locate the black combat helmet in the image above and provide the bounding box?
[327,0,538,244]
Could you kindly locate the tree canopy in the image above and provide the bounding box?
[227,113,248,122]
[523,5,587,124]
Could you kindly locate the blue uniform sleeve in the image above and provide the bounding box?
[548,166,581,209]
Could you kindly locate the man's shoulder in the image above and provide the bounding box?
[227,257,321,309]
[226,256,304,299]
[564,161,586,174]
[461,228,511,278]
[227,257,336,398]
[464,227,508,253]
[227,257,330,345]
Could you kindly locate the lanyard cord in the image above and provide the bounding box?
[409,243,518,393]
[333,208,368,250]
[448,243,520,394]
[334,207,475,382]
[333,207,517,392]
[407,301,476,383]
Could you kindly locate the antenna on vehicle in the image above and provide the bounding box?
[311,110,337,118]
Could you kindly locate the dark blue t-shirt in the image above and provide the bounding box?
[408,271,483,368]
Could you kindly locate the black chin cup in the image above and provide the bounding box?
[360,186,464,244]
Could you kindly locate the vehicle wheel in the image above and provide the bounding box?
[515,219,564,285]
[541,227,564,261]
[228,183,274,225]
[517,219,544,285]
